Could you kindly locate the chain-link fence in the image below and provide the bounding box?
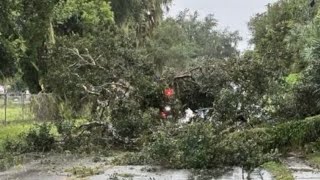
[0,92,34,124]
[1,92,88,125]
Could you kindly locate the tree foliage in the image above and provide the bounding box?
[110,0,172,37]
[247,0,320,120]
[6,0,320,171]
[249,0,318,74]
[5,0,320,151]
[0,0,22,79]
[148,11,240,71]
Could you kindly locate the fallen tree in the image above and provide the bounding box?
[139,115,320,170]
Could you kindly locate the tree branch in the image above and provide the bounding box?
[174,67,202,80]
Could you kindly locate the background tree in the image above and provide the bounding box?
[110,0,172,39]
[148,11,240,73]
[249,0,318,75]
[0,0,23,79]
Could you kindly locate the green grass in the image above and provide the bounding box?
[0,105,86,151]
[0,123,34,151]
[65,165,103,178]
[0,105,33,123]
[0,104,35,151]
[0,102,35,170]
[306,152,320,169]
[262,161,294,180]
[118,173,135,178]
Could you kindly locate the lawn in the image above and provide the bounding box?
[0,104,35,151]
[0,104,34,124]
[262,161,294,180]
[0,123,34,151]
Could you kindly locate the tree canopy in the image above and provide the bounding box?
[2,0,320,124]
[5,0,320,173]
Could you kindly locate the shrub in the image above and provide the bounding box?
[218,128,278,170]
[144,128,180,167]
[24,124,55,152]
[54,119,113,153]
[272,116,320,148]
[110,100,159,140]
[112,152,147,165]
[2,137,28,153]
[3,124,56,153]
[55,120,82,151]
[177,123,220,168]
[144,115,320,170]
[145,124,277,170]
[145,123,222,168]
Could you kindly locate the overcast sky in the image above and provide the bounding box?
[166,0,278,51]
